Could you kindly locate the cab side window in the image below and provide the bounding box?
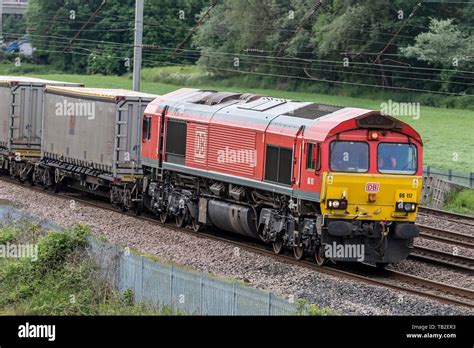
[143,117,152,141]
[306,143,316,170]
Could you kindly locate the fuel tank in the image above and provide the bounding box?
[207,200,258,238]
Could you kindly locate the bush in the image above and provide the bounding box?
[0,224,165,315]
[444,189,474,215]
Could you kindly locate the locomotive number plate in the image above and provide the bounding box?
[365,182,380,193]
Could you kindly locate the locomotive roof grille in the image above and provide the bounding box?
[283,103,343,120]
[194,92,243,105]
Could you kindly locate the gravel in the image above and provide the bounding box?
[0,179,472,316]
[417,213,474,237]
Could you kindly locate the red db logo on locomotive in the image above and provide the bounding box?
[365,182,380,193]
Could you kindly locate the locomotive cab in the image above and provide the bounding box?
[316,113,423,265]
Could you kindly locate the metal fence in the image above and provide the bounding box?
[86,236,297,315]
[423,166,474,188]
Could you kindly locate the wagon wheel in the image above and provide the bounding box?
[159,209,168,224]
[42,170,51,190]
[272,238,284,254]
[122,190,132,212]
[175,212,187,228]
[293,245,305,260]
[315,244,326,266]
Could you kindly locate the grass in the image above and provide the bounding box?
[0,223,171,315]
[444,189,474,216]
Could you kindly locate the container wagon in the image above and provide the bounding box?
[38,87,158,210]
[0,76,83,181]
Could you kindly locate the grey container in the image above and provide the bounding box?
[42,87,158,180]
[0,76,83,157]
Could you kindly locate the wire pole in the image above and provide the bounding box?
[133,0,144,91]
[0,0,4,47]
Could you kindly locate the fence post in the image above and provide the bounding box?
[170,265,174,314]
[448,169,452,182]
[232,282,236,316]
[426,166,430,178]
[471,172,474,188]
[200,273,204,316]
[140,256,144,303]
[268,292,272,316]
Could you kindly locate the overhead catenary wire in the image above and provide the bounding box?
[18,45,472,97]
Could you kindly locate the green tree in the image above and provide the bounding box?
[26,0,207,74]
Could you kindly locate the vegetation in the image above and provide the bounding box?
[2,0,467,101]
[25,0,207,74]
[296,299,334,316]
[0,223,170,315]
[193,0,473,97]
[444,189,474,216]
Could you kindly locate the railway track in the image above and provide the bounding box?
[418,224,474,249]
[410,245,474,271]
[419,206,474,227]
[0,176,473,309]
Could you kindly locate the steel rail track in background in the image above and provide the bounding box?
[419,206,474,227]
[417,224,474,249]
[410,245,474,271]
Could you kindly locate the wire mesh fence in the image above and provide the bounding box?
[86,236,297,316]
[423,166,474,188]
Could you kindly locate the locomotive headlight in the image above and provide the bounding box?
[327,199,348,210]
[396,201,417,212]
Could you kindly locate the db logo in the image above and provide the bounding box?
[194,127,207,162]
[365,182,380,193]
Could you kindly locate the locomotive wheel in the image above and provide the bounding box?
[159,211,168,224]
[315,245,326,266]
[191,220,205,233]
[176,213,186,228]
[272,239,284,254]
[293,245,305,260]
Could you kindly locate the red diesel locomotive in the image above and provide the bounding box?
[140,88,423,266]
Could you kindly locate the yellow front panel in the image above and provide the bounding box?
[320,172,422,222]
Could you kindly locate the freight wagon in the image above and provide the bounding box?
[0,76,83,180]
[37,87,157,208]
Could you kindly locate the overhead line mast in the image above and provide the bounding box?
[133,0,144,91]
